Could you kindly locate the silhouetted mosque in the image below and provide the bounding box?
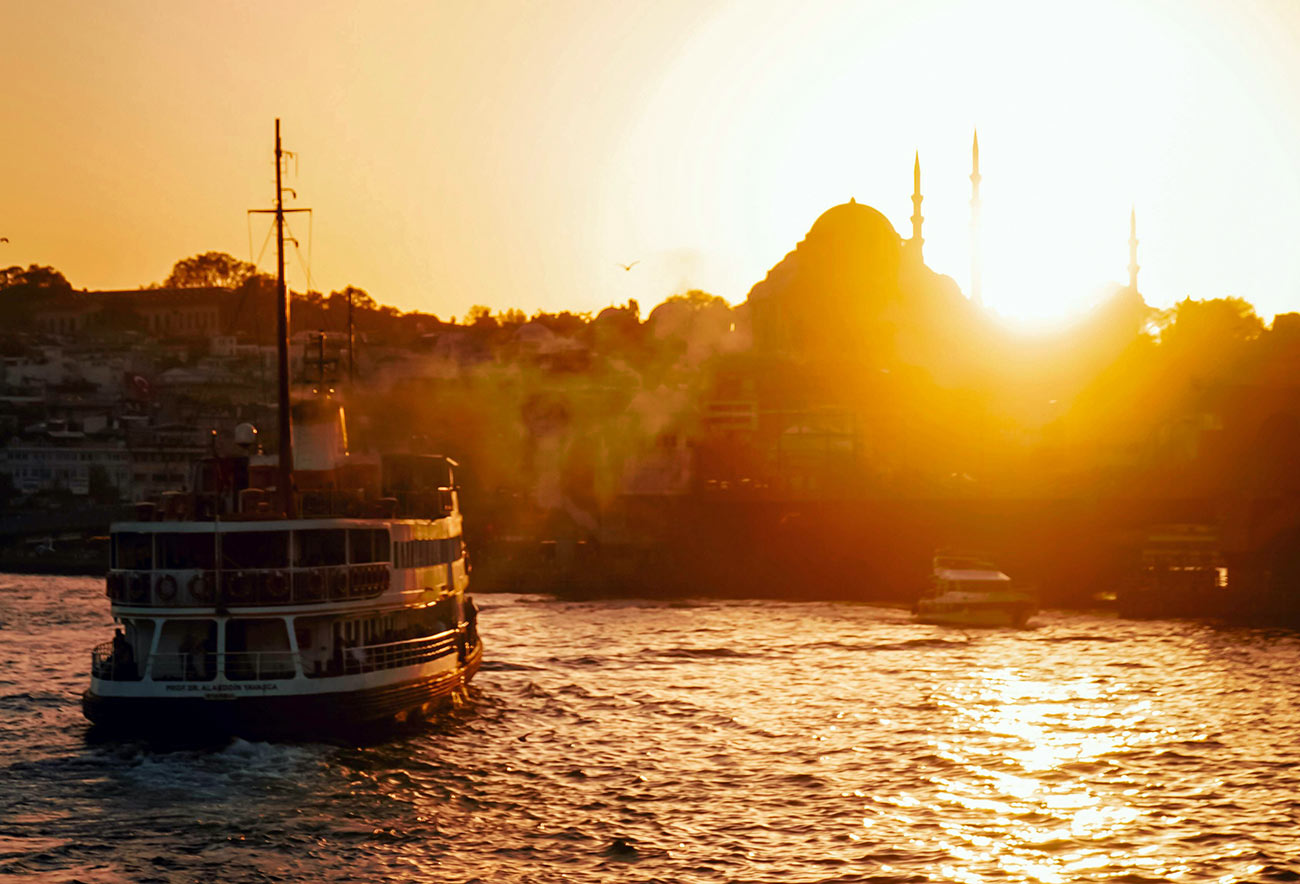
[744,130,1145,368]
[744,134,987,376]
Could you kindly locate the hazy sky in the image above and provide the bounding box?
[3,0,1300,326]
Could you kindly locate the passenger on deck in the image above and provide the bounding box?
[111,629,136,680]
[200,633,215,679]
[347,638,366,671]
[179,633,199,680]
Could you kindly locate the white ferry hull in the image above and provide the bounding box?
[83,641,481,739]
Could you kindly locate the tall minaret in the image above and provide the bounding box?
[1127,205,1140,291]
[910,151,924,261]
[970,129,982,305]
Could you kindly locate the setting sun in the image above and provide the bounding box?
[602,0,1299,326]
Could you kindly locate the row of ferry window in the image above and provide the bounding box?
[394,537,464,569]
[112,529,466,571]
[112,529,391,571]
[109,602,463,681]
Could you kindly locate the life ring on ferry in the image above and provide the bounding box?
[349,568,372,598]
[264,571,289,602]
[302,570,326,601]
[188,572,215,603]
[156,574,178,602]
[351,566,369,597]
[327,568,349,600]
[127,573,150,603]
[226,572,255,603]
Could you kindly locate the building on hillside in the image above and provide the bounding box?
[0,423,132,497]
[32,288,233,338]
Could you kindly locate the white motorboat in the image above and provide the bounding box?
[914,551,1036,628]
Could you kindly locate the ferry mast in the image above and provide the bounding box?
[251,119,310,517]
[274,120,293,517]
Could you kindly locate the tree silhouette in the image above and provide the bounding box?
[0,264,73,326]
[1158,296,1263,350]
[0,264,71,292]
[165,252,258,289]
[664,289,727,311]
[329,286,376,311]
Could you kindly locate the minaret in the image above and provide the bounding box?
[970,129,982,305]
[910,151,924,261]
[1127,205,1140,291]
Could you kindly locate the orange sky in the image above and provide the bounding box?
[3,0,1300,326]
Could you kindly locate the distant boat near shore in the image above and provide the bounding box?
[914,550,1037,628]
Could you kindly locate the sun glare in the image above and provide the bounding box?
[606,0,1291,326]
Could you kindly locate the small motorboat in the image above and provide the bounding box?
[914,551,1037,628]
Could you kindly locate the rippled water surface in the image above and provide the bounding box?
[4,575,1300,882]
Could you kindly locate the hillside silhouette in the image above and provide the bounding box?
[4,196,1300,619]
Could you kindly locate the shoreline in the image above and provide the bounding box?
[0,561,107,577]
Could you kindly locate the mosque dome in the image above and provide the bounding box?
[806,198,900,246]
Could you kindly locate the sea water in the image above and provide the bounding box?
[3,575,1300,882]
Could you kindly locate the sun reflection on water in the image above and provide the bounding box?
[917,665,1164,881]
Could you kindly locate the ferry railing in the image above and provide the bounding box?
[148,652,219,682]
[296,489,454,520]
[148,651,298,681]
[130,485,456,521]
[223,650,298,681]
[96,634,460,683]
[306,631,459,678]
[343,632,459,675]
[90,641,144,681]
[106,564,389,607]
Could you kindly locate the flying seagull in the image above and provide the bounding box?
[0,237,8,243]
[617,261,639,271]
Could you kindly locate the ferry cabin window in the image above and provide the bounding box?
[114,533,152,570]
[392,535,464,569]
[124,618,155,660]
[157,533,217,570]
[225,619,294,680]
[153,619,217,682]
[433,596,459,628]
[111,618,155,679]
[295,615,336,677]
[223,531,289,569]
[294,529,346,567]
[348,528,391,564]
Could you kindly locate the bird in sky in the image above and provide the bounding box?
[0,237,8,243]
[616,261,639,271]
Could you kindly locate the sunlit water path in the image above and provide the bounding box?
[3,575,1300,883]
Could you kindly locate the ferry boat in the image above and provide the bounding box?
[914,551,1037,628]
[1117,523,1228,619]
[81,121,481,738]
